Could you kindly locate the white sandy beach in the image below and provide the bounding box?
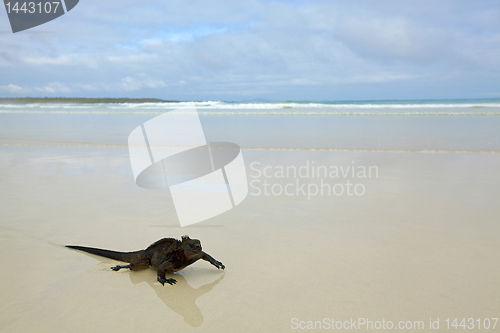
[1,106,499,332]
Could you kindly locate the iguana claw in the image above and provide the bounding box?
[158,277,177,286]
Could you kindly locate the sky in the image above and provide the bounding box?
[0,0,499,101]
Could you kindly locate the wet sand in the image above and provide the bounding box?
[1,112,499,332]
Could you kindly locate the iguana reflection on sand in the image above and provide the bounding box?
[66,235,224,286]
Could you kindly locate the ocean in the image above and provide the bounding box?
[1,98,500,115]
[1,99,499,153]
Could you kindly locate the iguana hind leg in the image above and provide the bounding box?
[111,258,150,271]
[111,264,129,271]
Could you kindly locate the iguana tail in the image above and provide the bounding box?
[66,245,145,263]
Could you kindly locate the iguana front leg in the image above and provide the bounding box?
[157,261,177,286]
[201,252,225,270]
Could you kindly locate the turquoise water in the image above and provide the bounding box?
[1,99,500,116]
[1,99,499,152]
[227,98,500,106]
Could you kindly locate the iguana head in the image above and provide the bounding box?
[181,235,202,259]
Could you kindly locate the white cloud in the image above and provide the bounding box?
[0,84,30,94]
[76,84,98,91]
[346,73,417,84]
[105,54,158,63]
[35,82,71,93]
[121,75,167,91]
[334,16,453,64]
[72,75,169,93]
[23,56,73,65]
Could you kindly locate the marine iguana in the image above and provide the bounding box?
[66,235,224,286]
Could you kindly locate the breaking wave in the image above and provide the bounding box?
[1,99,500,115]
